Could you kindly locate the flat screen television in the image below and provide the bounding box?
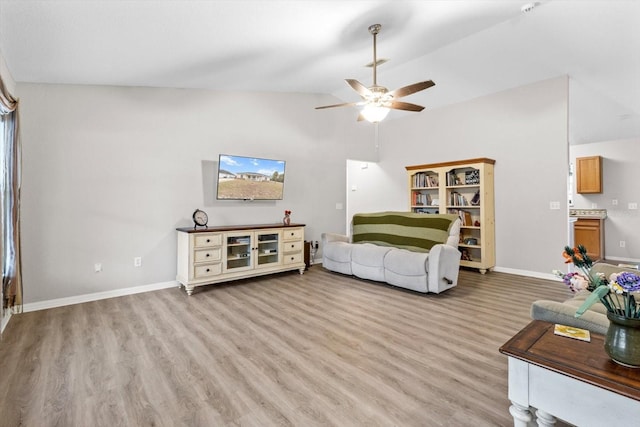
[216,154,286,200]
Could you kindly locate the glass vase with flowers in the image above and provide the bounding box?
[557,245,640,367]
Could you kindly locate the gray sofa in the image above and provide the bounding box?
[531,263,639,334]
[322,212,461,294]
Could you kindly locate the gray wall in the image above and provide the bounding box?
[17,83,377,304]
[0,52,15,94]
[17,75,572,305]
[347,77,570,277]
[571,138,640,263]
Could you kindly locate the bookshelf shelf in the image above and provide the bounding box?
[406,158,495,274]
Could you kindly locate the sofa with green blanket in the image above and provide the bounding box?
[321,212,462,293]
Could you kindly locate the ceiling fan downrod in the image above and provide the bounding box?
[369,24,381,87]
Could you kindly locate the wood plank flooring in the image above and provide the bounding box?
[0,267,573,426]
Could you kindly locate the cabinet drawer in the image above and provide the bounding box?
[283,253,302,265]
[283,228,303,241]
[284,241,302,253]
[194,263,222,278]
[194,248,222,263]
[194,233,222,248]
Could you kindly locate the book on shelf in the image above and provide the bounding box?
[449,209,473,226]
[412,172,438,188]
[449,191,469,206]
[446,170,463,186]
[412,192,432,206]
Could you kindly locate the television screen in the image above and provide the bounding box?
[216,154,286,200]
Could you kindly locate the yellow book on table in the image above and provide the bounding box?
[554,324,591,342]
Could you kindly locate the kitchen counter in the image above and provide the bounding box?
[569,208,607,219]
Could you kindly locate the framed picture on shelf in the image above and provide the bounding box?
[471,191,480,206]
[465,170,480,185]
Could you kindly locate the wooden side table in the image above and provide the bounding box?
[499,320,640,426]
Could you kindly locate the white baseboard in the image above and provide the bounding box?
[492,266,560,282]
[22,280,180,313]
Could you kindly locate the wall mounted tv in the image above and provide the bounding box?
[216,154,286,200]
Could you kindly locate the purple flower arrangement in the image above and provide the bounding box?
[555,245,640,319]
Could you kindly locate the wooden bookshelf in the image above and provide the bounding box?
[406,158,495,274]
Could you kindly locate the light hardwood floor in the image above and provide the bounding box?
[0,267,572,426]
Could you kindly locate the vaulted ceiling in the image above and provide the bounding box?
[1,0,638,144]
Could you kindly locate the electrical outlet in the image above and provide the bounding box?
[549,201,560,210]
[134,257,142,267]
[612,199,618,206]
[94,263,102,273]
[620,241,626,248]
[629,202,638,210]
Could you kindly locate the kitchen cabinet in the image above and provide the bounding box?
[576,156,602,194]
[573,218,604,261]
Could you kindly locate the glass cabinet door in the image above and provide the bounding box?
[256,231,280,267]
[226,232,252,271]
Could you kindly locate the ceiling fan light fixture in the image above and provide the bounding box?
[315,23,434,122]
[361,104,390,123]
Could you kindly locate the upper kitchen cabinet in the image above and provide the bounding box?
[576,156,602,194]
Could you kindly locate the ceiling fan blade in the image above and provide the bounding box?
[388,80,435,98]
[388,101,425,112]
[315,102,360,110]
[346,79,372,97]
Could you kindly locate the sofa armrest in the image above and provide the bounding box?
[322,232,350,245]
[530,300,609,335]
[427,244,461,293]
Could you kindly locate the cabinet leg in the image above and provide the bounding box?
[185,285,195,296]
[479,268,487,275]
[535,409,556,427]
[298,267,305,275]
[509,402,533,427]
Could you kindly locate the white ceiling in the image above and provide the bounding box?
[1,0,638,144]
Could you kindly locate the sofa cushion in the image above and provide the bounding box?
[323,241,353,263]
[384,249,429,276]
[322,241,353,275]
[352,212,458,253]
[351,243,391,266]
[562,290,609,315]
[530,300,609,335]
[384,249,430,293]
[351,243,391,281]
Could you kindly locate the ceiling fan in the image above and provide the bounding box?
[316,23,435,123]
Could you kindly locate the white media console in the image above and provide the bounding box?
[176,223,306,295]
